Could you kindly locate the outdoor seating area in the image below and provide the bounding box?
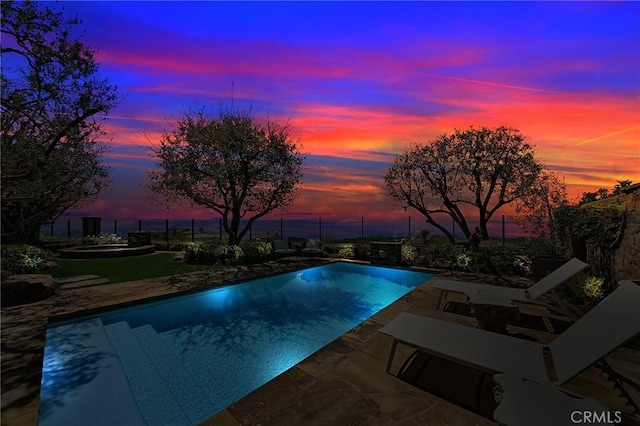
[380,280,640,423]
[301,239,323,256]
[432,257,588,310]
[272,239,296,257]
[432,258,588,333]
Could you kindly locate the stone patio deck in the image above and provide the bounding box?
[2,257,638,425]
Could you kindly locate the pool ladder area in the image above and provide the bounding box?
[103,321,215,425]
[40,318,215,426]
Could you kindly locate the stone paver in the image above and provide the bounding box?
[59,277,110,289]
[54,275,100,284]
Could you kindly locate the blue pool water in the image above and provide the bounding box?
[39,262,433,425]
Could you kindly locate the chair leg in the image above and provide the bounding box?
[436,290,447,310]
[385,339,399,374]
[598,360,640,414]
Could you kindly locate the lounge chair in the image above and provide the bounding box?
[378,281,640,413]
[432,257,588,314]
[273,239,295,257]
[492,373,630,426]
[301,239,323,256]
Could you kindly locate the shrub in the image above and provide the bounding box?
[559,272,606,308]
[183,240,224,264]
[454,251,473,270]
[217,245,243,264]
[466,245,529,276]
[185,241,272,265]
[239,242,262,264]
[413,238,458,268]
[1,244,49,274]
[353,244,369,261]
[82,233,124,245]
[337,244,355,259]
[416,229,432,245]
[256,242,272,258]
[401,243,419,265]
[183,242,203,263]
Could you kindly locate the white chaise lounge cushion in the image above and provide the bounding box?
[379,281,640,386]
[431,258,588,307]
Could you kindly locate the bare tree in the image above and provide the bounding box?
[1,0,118,243]
[148,107,306,245]
[384,126,542,243]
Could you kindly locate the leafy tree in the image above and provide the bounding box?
[148,107,306,245]
[1,0,118,243]
[512,170,568,238]
[596,187,609,199]
[612,179,633,195]
[384,126,542,244]
[578,191,598,205]
[579,180,634,205]
[512,170,568,256]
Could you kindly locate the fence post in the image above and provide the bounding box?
[280,217,283,239]
[502,215,505,245]
[192,219,195,242]
[319,217,322,241]
[138,219,142,232]
[165,219,169,244]
[219,218,222,240]
[114,219,118,236]
[67,219,71,240]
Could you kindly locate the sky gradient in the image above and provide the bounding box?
[47,1,640,235]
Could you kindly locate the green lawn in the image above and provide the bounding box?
[40,253,219,284]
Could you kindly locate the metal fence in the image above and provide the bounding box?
[41,215,522,243]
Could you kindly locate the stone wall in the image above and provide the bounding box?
[613,185,640,282]
[370,242,402,266]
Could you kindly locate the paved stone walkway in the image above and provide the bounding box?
[2,259,638,426]
[55,274,111,289]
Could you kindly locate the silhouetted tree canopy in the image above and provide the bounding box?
[148,107,306,245]
[384,126,544,244]
[612,179,633,195]
[579,179,635,204]
[512,169,568,241]
[1,0,118,243]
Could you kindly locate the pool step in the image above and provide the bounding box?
[39,318,146,426]
[132,324,215,424]
[103,321,192,426]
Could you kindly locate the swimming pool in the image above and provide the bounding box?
[39,262,434,425]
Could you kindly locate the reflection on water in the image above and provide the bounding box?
[98,263,431,332]
[40,263,433,424]
[39,318,143,424]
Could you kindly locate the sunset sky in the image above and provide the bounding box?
[49,1,639,235]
